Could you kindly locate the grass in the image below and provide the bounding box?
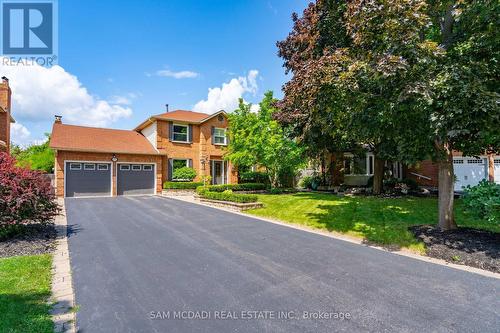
[0,254,53,333]
[247,193,498,253]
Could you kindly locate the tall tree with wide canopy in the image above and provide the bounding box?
[276,0,499,229]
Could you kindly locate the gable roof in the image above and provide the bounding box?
[50,122,158,155]
[134,109,227,131]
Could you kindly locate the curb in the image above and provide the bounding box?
[160,194,500,280]
[51,198,76,333]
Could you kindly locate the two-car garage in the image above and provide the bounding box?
[64,162,156,198]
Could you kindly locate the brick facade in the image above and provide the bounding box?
[0,78,12,153]
[155,114,238,184]
[54,151,162,197]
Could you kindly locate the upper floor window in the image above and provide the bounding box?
[173,124,188,142]
[214,128,227,145]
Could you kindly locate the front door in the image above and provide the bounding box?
[211,160,227,185]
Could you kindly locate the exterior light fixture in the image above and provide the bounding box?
[111,154,118,162]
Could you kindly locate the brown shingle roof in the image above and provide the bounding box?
[49,122,158,155]
[154,110,211,122]
[134,109,227,131]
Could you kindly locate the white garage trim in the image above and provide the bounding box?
[453,156,488,191]
[116,162,157,196]
[64,160,113,198]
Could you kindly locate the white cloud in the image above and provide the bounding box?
[155,69,199,79]
[108,95,132,105]
[0,58,132,127]
[10,122,31,144]
[193,70,259,114]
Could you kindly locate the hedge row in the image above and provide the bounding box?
[196,187,258,203]
[163,181,204,189]
[202,183,266,192]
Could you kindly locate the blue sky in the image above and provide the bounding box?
[3,0,308,145]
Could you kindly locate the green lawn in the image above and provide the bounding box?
[247,193,497,253]
[0,254,53,333]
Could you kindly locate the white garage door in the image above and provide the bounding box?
[453,157,487,191]
[495,159,500,184]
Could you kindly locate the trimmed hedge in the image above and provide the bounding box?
[196,186,258,203]
[201,183,266,192]
[163,181,204,189]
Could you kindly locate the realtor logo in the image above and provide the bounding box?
[1,0,58,66]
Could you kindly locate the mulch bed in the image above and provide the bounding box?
[0,224,57,258]
[410,225,500,273]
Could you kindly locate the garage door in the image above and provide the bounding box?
[65,162,112,197]
[495,159,500,184]
[453,157,487,191]
[117,164,155,196]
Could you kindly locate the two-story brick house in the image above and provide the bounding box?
[50,109,237,198]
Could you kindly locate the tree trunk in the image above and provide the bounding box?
[372,157,385,195]
[437,143,457,230]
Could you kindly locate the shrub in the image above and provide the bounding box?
[201,183,266,192]
[239,171,269,184]
[196,186,258,203]
[463,180,500,224]
[163,181,203,189]
[0,153,59,236]
[172,167,196,181]
[268,188,297,194]
[400,178,419,190]
[300,175,321,189]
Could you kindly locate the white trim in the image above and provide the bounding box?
[131,164,142,171]
[344,152,374,176]
[63,160,113,198]
[69,162,81,170]
[143,164,153,171]
[83,163,95,170]
[116,162,158,195]
[120,164,131,171]
[210,159,227,185]
[213,127,227,145]
[97,163,109,171]
[172,123,189,143]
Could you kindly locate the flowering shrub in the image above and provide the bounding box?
[0,153,59,232]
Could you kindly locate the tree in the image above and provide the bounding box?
[276,0,498,229]
[276,0,436,194]
[11,134,54,173]
[226,91,305,188]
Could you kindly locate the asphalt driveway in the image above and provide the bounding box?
[65,196,500,333]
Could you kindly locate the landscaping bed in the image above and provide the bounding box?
[410,225,500,273]
[0,224,57,258]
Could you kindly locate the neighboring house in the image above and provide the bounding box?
[0,77,15,153]
[50,109,237,198]
[319,151,499,191]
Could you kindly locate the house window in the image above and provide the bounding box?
[84,163,95,170]
[173,159,188,170]
[143,164,153,171]
[344,154,373,175]
[97,164,109,170]
[173,124,188,142]
[120,164,130,171]
[69,163,81,170]
[214,128,227,145]
[132,164,142,171]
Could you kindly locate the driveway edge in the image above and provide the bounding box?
[50,198,76,333]
[160,195,500,280]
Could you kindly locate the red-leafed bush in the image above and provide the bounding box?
[0,152,59,232]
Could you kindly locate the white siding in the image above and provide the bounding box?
[141,122,157,149]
